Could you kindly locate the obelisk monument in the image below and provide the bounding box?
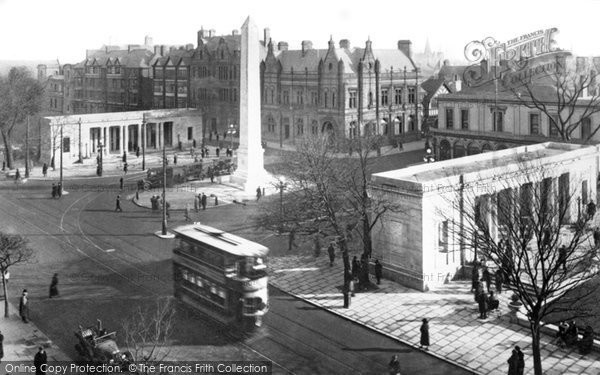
[231,16,267,192]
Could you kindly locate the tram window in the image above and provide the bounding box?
[189,274,196,284]
[196,278,203,287]
[181,269,188,280]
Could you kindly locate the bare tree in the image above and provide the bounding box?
[507,56,600,143]
[121,297,175,372]
[440,158,600,375]
[0,232,34,317]
[0,67,44,169]
[255,133,401,285]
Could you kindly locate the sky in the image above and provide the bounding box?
[1,0,599,63]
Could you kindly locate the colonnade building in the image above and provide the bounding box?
[369,142,599,291]
[41,109,202,165]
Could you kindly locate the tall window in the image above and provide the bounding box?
[267,117,276,133]
[282,91,289,105]
[187,127,193,140]
[311,91,318,106]
[324,92,329,108]
[368,91,373,107]
[394,89,403,105]
[311,120,318,134]
[381,89,388,106]
[296,90,303,105]
[408,87,416,104]
[438,220,449,252]
[493,111,503,132]
[581,117,591,140]
[348,91,357,108]
[445,108,454,129]
[529,113,540,135]
[296,118,304,135]
[332,91,336,108]
[461,109,469,130]
[549,114,560,137]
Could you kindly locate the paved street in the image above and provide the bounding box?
[0,166,470,374]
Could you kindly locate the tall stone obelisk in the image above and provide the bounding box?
[232,16,267,193]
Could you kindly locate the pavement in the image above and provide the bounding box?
[267,255,600,375]
[0,300,70,362]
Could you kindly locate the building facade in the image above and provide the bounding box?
[369,142,599,291]
[261,38,423,145]
[431,53,600,160]
[41,109,202,165]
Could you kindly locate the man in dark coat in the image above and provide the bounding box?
[477,287,488,319]
[19,289,29,323]
[49,273,59,298]
[558,245,568,272]
[516,346,525,375]
[34,347,47,375]
[507,347,519,375]
[482,267,491,292]
[342,282,350,308]
[375,260,383,285]
[327,243,335,267]
[115,195,122,212]
[256,187,262,201]
[471,263,480,292]
[388,355,401,375]
[57,183,62,197]
[587,200,597,219]
[351,256,360,279]
[201,193,207,210]
[42,163,48,177]
[419,318,429,350]
[51,183,57,199]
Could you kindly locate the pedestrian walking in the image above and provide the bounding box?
[136,147,140,158]
[15,168,20,181]
[388,354,401,375]
[516,346,525,375]
[0,329,4,363]
[174,154,178,165]
[115,195,122,212]
[119,177,124,190]
[165,201,171,219]
[313,235,321,257]
[57,182,62,197]
[558,245,568,272]
[209,168,214,183]
[42,163,48,177]
[483,266,492,292]
[495,269,504,294]
[19,289,29,323]
[327,242,335,267]
[375,259,383,285]
[288,228,296,251]
[507,347,519,375]
[201,193,207,210]
[123,163,128,174]
[419,318,430,350]
[49,273,59,298]
[34,346,47,375]
[471,263,480,292]
[194,195,199,212]
[477,287,488,319]
[122,151,127,163]
[185,204,192,222]
[201,148,205,158]
[51,183,57,199]
[256,186,262,201]
[216,148,220,157]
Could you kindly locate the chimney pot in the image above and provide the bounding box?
[264,28,271,45]
[301,40,313,54]
[209,29,216,37]
[278,41,288,51]
[144,35,153,46]
[232,29,239,36]
[339,39,351,49]
[397,40,412,59]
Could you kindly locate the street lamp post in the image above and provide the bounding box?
[97,142,103,176]
[59,120,64,194]
[77,118,83,163]
[142,113,146,170]
[25,116,29,178]
[227,124,237,152]
[423,141,435,163]
[161,137,168,236]
[278,178,287,233]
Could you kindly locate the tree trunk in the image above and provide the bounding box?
[339,237,351,282]
[1,130,14,170]
[530,320,543,375]
[2,272,9,318]
[362,216,372,258]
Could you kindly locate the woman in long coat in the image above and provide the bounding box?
[507,348,519,375]
[420,318,430,350]
[49,273,59,298]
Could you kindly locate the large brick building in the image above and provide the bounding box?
[39,27,423,146]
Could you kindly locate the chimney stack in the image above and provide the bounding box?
[397,40,412,59]
[186,43,194,51]
[339,39,351,49]
[278,41,288,51]
[264,28,271,45]
[209,29,216,37]
[232,29,239,36]
[301,40,313,55]
[154,45,161,56]
[144,35,153,46]
[161,45,166,55]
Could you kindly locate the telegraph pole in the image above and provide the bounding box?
[59,121,64,195]
[77,118,82,163]
[25,116,30,178]
[161,132,168,236]
[142,113,146,170]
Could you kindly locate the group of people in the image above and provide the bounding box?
[507,345,525,375]
[350,255,371,290]
[149,195,169,217]
[472,263,502,320]
[50,183,62,198]
[194,192,209,211]
[556,320,595,354]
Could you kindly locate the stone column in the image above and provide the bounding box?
[103,127,107,155]
[123,125,129,153]
[232,16,267,192]
[158,122,162,149]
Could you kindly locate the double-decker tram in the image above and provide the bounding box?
[172,224,269,329]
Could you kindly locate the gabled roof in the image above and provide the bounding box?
[83,48,154,69]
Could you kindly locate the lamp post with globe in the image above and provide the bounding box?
[423,142,435,163]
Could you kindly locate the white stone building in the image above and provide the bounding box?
[369,142,599,291]
[42,109,202,165]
